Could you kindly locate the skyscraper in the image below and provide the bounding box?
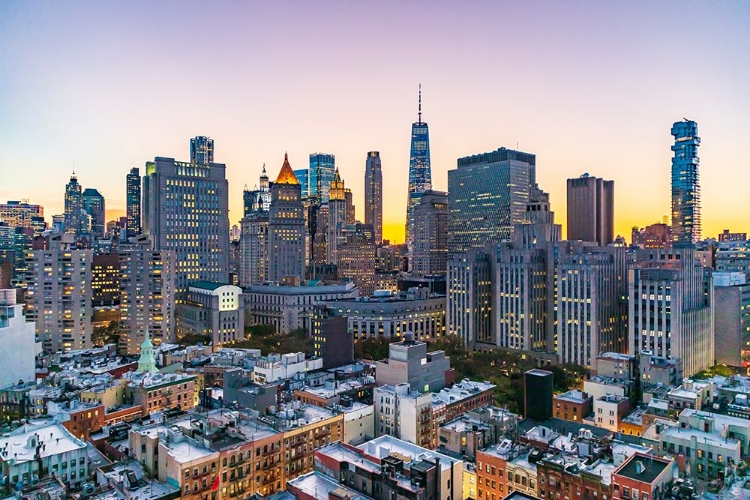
[268,154,306,281]
[24,233,92,353]
[190,135,214,165]
[671,119,701,245]
[364,151,383,244]
[243,165,271,216]
[64,173,83,236]
[405,85,432,248]
[142,154,229,293]
[82,188,105,239]
[126,167,141,238]
[629,247,713,376]
[327,169,347,265]
[240,186,269,286]
[294,168,309,197]
[567,174,614,246]
[410,190,448,276]
[118,236,176,355]
[448,147,536,255]
[309,153,336,203]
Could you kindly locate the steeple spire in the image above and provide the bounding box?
[418,83,422,123]
[136,329,159,374]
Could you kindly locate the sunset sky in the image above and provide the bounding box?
[1,1,749,243]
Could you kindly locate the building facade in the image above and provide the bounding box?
[143,155,230,292]
[448,148,536,255]
[82,187,105,239]
[566,174,614,246]
[176,281,245,347]
[118,237,176,355]
[126,167,141,238]
[24,233,92,352]
[406,85,432,249]
[364,151,383,244]
[628,248,714,376]
[671,119,701,245]
[268,154,306,282]
[322,288,446,341]
[411,190,448,277]
[309,153,336,203]
[189,135,214,165]
[244,281,358,334]
[0,289,38,388]
[64,173,83,236]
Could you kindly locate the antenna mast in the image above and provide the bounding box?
[418,84,422,123]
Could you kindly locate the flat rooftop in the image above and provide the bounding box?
[554,390,591,403]
[288,471,371,500]
[358,435,460,472]
[615,453,672,483]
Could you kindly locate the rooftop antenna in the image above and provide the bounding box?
[418,84,422,123]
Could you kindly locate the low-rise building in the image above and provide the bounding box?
[476,440,539,499]
[611,453,675,500]
[553,390,593,422]
[253,352,323,384]
[375,337,452,393]
[0,422,89,494]
[123,371,197,415]
[176,281,245,347]
[321,287,446,341]
[244,281,358,334]
[594,394,630,432]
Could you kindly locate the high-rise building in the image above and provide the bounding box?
[24,233,92,353]
[243,165,272,216]
[293,168,309,197]
[364,151,383,244]
[551,241,627,368]
[82,188,105,239]
[566,174,614,246]
[628,247,713,376]
[448,147,536,255]
[345,188,355,224]
[671,119,701,245]
[713,272,750,367]
[190,135,214,165]
[64,172,83,236]
[326,169,347,264]
[631,222,671,249]
[524,369,553,420]
[309,153,336,203]
[447,248,493,345]
[405,85,432,248]
[0,289,39,388]
[0,201,44,231]
[142,155,229,293]
[338,223,376,296]
[267,154,306,282]
[410,190,448,277]
[91,253,120,307]
[126,167,141,238]
[118,236,176,355]
[239,195,269,286]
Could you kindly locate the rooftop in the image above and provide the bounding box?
[614,452,672,484]
[431,379,495,406]
[288,471,370,500]
[554,390,592,403]
[358,435,460,472]
[0,422,86,463]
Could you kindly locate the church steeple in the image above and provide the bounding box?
[136,330,159,374]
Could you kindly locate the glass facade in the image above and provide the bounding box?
[406,121,432,246]
[309,153,335,203]
[447,148,536,255]
[189,135,214,165]
[671,120,701,245]
[126,167,141,237]
[294,168,309,197]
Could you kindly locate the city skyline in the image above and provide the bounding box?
[1,2,749,243]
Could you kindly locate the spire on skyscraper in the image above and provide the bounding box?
[276,153,299,185]
[418,83,422,123]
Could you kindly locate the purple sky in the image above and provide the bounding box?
[1,1,749,242]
